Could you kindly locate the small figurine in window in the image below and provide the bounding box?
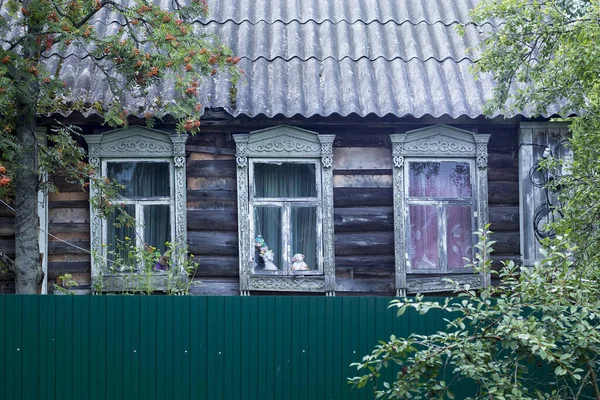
[154,250,171,271]
[255,235,266,252]
[261,249,278,270]
[291,253,309,271]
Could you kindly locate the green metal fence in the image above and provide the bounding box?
[0,295,452,400]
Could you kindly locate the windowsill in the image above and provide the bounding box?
[248,275,326,292]
[93,272,188,293]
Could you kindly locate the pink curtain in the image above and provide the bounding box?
[409,162,473,271]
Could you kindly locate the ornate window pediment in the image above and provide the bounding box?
[234,126,336,295]
[391,125,490,296]
[85,127,188,292]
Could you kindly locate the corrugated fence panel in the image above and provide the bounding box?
[1,295,464,400]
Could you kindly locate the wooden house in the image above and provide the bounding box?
[0,0,570,295]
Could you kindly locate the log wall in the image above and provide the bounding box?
[0,116,523,295]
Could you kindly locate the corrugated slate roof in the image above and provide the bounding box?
[44,0,519,119]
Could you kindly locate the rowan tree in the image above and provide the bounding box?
[0,0,240,293]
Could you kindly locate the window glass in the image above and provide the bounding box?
[254,206,282,271]
[409,161,472,198]
[254,163,316,198]
[290,206,317,272]
[107,162,170,198]
[106,204,136,269]
[409,205,439,270]
[446,205,473,269]
[144,205,170,255]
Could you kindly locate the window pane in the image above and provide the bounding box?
[409,205,439,270]
[106,205,136,271]
[254,163,316,198]
[144,205,170,259]
[446,205,473,269]
[290,206,317,272]
[107,162,170,198]
[254,206,282,271]
[409,161,472,198]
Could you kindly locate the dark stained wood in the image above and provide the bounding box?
[336,255,395,276]
[48,240,90,255]
[192,256,238,277]
[488,181,519,205]
[49,223,89,233]
[186,145,235,155]
[488,152,517,167]
[334,231,395,256]
[187,190,237,203]
[333,169,392,176]
[333,188,393,207]
[186,160,236,178]
[187,210,238,232]
[488,166,519,182]
[0,239,15,256]
[0,217,15,236]
[336,278,395,293]
[188,278,239,296]
[188,231,238,256]
[49,201,89,209]
[48,261,90,278]
[334,207,394,232]
[489,206,519,232]
[490,231,520,255]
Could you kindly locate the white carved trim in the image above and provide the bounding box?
[390,126,490,293]
[235,127,336,294]
[84,127,188,292]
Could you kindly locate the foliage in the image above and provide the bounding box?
[349,229,600,399]
[468,0,600,270]
[54,273,78,294]
[92,239,200,295]
[0,0,239,292]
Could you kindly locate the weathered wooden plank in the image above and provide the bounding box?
[333,188,393,207]
[489,206,519,232]
[186,145,235,155]
[334,207,394,232]
[488,181,519,205]
[49,223,89,233]
[48,261,91,278]
[333,148,393,169]
[49,208,89,224]
[334,231,395,256]
[186,160,236,178]
[333,175,392,188]
[188,278,239,296]
[333,169,392,176]
[335,255,395,275]
[187,210,238,232]
[187,190,237,203]
[48,240,90,255]
[188,231,239,256]
[0,239,15,256]
[48,201,89,209]
[336,278,395,293]
[488,153,517,167]
[0,217,15,236]
[187,177,236,191]
[488,166,519,182]
[490,231,520,255]
[192,256,238,277]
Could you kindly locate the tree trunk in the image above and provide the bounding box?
[10,58,42,293]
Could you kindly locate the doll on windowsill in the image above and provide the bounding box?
[154,250,171,271]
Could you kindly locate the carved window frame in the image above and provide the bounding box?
[234,126,335,295]
[390,125,490,296]
[85,127,188,292]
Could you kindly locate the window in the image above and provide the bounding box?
[390,125,490,295]
[234,126,335,295]
[85,127,188,292]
